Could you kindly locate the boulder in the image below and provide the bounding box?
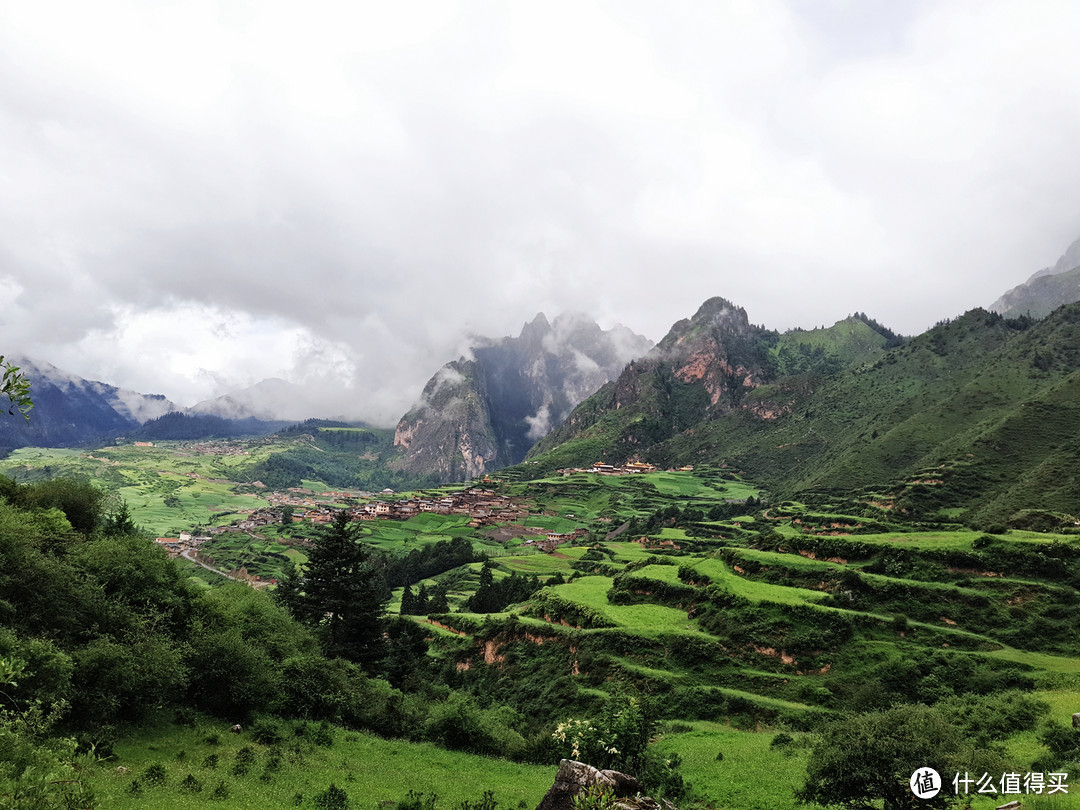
[536,760,640,810]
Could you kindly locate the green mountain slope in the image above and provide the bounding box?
[530,301,1080,527]
[993,264,1080,319]
[527,300,895,471]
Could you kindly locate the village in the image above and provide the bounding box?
[154,483,590,564]
[556,461,695,476]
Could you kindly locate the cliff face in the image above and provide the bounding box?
[391,314,652,482]
[392,359,499,482]
[528,297,777,465]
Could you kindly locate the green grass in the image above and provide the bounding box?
[624,564,682,583]
[549,576,707,636]
[1033,688,1080,725]
[498,554,576,575]
[512,515,586,533]
[731,548,844,571]
[653,723,817,809]
[688,559,829,606]
[90,719,553,809]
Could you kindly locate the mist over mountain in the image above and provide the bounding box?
[529,298,894,464]
[991,233,1080,318]
[391,313,653,481]
[189,377,352,422]
[0,356,174,452]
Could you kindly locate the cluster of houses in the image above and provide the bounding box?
[348,487,530,528]
[555,461,699,476]
[154,531,210,557]
[522,527,590,552]
[162,487,545,550]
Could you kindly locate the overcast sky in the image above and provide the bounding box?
[4,0,1080,425]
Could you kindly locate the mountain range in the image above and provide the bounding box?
[7,231,1080,515]
[0,357,175,452]
[528,300,1080,528]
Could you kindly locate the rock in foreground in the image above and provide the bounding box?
[535,760,676,810]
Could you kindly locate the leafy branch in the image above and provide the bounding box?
[0,355,33,422]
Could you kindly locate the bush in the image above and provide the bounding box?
[180,774,203,793]
[396,790,439,810]
[458,790,498,810]
[313,783,350,810]
[770,732,796,754]
[424,695,525,758]
[251,718,284,745]
[310,722,334,747]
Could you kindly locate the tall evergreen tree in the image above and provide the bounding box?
[427,586,450,615]
[287,510,389,669]
[400,584,416,616]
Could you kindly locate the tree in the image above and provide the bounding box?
[797,704,996,810]
[427,586,449,615]
[287,511,389,669]
[414,583,430,614]
[465,560,499,613]
[0,356,32,422]
[399,584,416,616]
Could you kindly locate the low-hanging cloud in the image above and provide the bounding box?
[3,1,1080,426]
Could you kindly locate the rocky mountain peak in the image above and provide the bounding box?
[391,315,652,482]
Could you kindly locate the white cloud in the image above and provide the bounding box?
[3,0,1080,424]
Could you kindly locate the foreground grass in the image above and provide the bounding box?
[92,719,552,809]
[654,723,816,810]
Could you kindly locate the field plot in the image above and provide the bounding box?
[688,558,830,605]
[550,576,709,636]
[0,441,291,535]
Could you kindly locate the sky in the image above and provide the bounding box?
[4,0,1080,426]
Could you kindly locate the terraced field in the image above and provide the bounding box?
[9,442,1080,807]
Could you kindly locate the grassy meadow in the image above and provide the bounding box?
[8,440,1080,808]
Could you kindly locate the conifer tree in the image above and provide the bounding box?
[427,586,449,615]
[287,510,389,669]
[400,584,416,616]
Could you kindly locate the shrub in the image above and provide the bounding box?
[251,718,284,745]
[571,784,615,810]
[396,790,439,810]
[313,783,350,810]
[311,722,334,747]
[180,774,203,793]
[458,790,498,810]
[143,763,167,786]
[770,732,795,751]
